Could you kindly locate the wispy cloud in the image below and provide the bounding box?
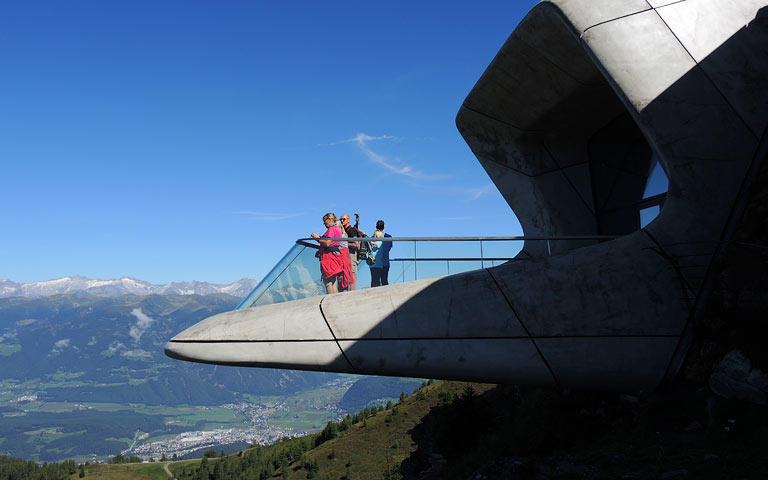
[437,216,476,221]
[467,183,496,200]
[129,308,154,343]
[232,211,304,221]
[319,134,397,146]
[324,133,449,181]
[404,181,499,200]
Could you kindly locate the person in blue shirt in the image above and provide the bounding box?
[370,219,392,287]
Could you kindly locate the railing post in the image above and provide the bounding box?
[547,239,551,256]
[413,241,417,280]
[480,240,484,268]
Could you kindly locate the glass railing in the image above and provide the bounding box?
[236,236,615,310]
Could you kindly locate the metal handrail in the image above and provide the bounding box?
[238,235,620,310]
[390,257,517,262]
[296,235,618,249]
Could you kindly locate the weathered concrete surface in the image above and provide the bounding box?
[339,339,554,386]
[166,0,768,394]
[709,350,768,404]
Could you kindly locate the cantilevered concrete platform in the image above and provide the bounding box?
[166,0,768,394]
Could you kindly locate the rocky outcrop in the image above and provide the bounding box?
[709,350,768,405]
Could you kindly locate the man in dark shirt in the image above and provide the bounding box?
[340,214,364,290]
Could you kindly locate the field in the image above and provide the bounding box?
[0,374,358,462]
[0,344,21,356]
[246,376,356,431]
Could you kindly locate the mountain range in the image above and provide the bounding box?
[0,276,258,298]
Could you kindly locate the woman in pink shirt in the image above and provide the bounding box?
[311,212,346,294]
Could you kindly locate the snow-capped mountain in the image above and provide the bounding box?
[0,276,258,298]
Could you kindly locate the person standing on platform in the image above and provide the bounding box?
[340,214,364,290]
[336,219,355,292]
[370,219,392,287]
[311,212,348,294]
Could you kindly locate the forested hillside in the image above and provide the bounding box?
[0,455,76,480]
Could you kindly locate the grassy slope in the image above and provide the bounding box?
[72,462,168,480]
[277,381,491,480]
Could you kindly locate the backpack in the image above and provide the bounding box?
[358,240,375,265]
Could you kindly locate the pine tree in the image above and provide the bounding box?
[198,456,210,480]
[212,460,224,480]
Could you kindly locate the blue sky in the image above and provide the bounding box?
[1,1,538,284]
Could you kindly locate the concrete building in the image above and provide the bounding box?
[166,0,768,394]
